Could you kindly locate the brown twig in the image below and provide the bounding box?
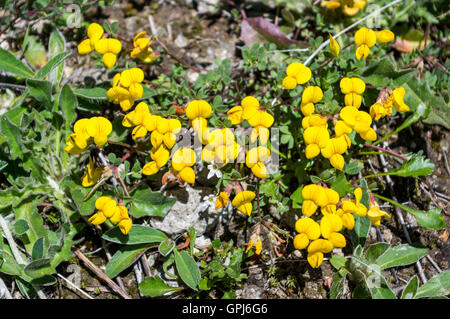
[74,249,132,299]
[154,38,203,73]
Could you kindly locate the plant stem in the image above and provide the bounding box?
[363,143,409,161]
[303,0,402,66]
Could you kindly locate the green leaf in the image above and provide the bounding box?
[375,244,428,269]
[0,116,25,160]
[13,219,29,235]
[331,172,353,197]
[59,84,78,134]
[404,77,449,129]
[414,270,450,299]
[344,159,364,175]
[366,281,397,299]
[330,272,347,299]
[31,237,46,260]
[330,254,347,271]
[23,35,47,70]
[139,276,183,297]
[69,186,101,216]
[14,199,48,255]
[26,79,53,109]
[401,276,418,299]
[350,215,371,248]
[362,58,415,87]
[35,52,71,80]
[24,258,53,278]
[158,238,175,257]
[102,225,166,245]
[48,29,66,86]
[105,244,150,279]
[0,47,34,78]
[0,249,22,276]
[373,194,446,230]
[73,87,107,100]
[378,153,435,178]
[365,242,390,264]
[129,188,176,218]
[174,248,201,291]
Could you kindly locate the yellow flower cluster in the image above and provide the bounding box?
[78,23,122,69]
[130,31,158,63]
[321,0,366,16]
[354,27,395,60]
[64,117,113,155]
[89,196,132,235]
[282,63,312,90]
[295,185,390,267]
[107,67,145,111]
[227,96,274,145]
[231,190,256,216]
[171,148,197,184]
[370,87,410,120]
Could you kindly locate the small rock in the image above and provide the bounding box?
[174,33,189,48]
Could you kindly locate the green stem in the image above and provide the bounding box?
[372,193,408,212]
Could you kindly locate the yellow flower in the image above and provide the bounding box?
[172,148,196,184]
[130,31,158,63]
[302,114,328,129]
[241,96,260,120]
[88,212,107,225]
[245,146,271,179]
[340,77,365,108]
[78,23,104,55]
[248,110,274,145]
[95,196,118,218]
[94,38,122,69]
[392,87,410,113]
[307,239,333,268]
[118,68,145,99]
[368,201,390,226]
[215,192,229,210]
[227,105,244,125]
[340,106,376,141]
[329,34,340,58]
[186,100,212,126]
[294,218,321,250]
[109,204,129,223]
[334,120,353,138]
[150,117,181,149]
[246,233,262,255]
[320,214,346,247]
[321,1,341,10]
[65,117,112,154]
[301,184,337,216]
[124,103,157,140]
[354,27,376,60]
[202,128,238,164]
[303,126,330,159]
[119,218,133,235]
[82,156,103,187]
[142,144,171,176]
[342,0,366,16]
[232,190,256,216]
[370,102,390,121]
[282,62,311,90]
[376,30,395,43]
[300,86,323,116]
[107,85,134,112]
[320,136,349,170]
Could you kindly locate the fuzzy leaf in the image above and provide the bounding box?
[414,270,450,299]
[401,276,418,299]
[381,153,434,178]
[139,276,182,297]
[105,244,150,279]
[129,188,176,218]
[375,244,428,269]
[102,225,166,245]
[0,47,34,78]
[35,52,71,80]
[174,248,201,291]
